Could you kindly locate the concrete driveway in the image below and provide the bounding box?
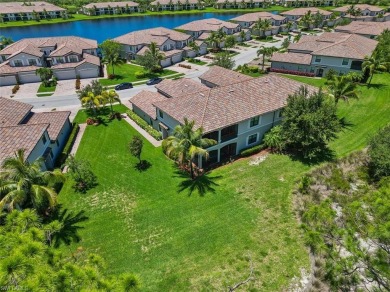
[54,78,99,96]
[15,82,41,98]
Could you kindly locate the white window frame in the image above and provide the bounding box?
[342,58,349,66]
[247,133,258,146]
[13,59,23,67]
[249,116,260,128]
[314,56,321,63]
[28,58,37,66]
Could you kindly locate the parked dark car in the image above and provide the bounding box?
[146,77,163,85]
[115,82,133,90]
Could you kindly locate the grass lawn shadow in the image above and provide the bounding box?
[134,160,152,172]
[289,147,336,166]
[175,171,222,196]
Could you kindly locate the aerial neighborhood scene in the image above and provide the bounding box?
[1,0,390,290]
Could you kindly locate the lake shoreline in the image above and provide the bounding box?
[0,6,289,29]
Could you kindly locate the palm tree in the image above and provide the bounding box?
[293,33,302,43]
[189,41,200,56]
[239,30,246,43]
[327,75,359,104]
[164,118,217,179]
[257,46,277,71]
[206,31,220,50]
[254,18,264,37]
[0,149,65,213]
[362,55,388,85]
[80,92,103,115]
[103,52,124,77]
[0,36,14,47]
[299,10,313,30]
[102,89,121,114]
[145,42,165,71]
[285,21,294,32]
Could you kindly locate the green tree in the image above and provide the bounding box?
[281,87,343,160]
[65,155,98,193]
[257,46,277,71]
[368,124,390,179]
[188,41,200,56]
[102,89,121,114]
[0,36,14,47]
[299,10,314,30]
[239,30,246,43]
[99,39,124,77]
[0,149,65,213]
[362,54,388,85]
[326,75,359,104]
[136,42,165,72]
[129,136,144,163]
[224,35,236,50]
[35,67,53,86]
[263,125,285,152]
[211,51,235,69]
[80,92,104,115]
[164,118,217,179]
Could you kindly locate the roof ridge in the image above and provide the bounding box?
[199,89,212,129]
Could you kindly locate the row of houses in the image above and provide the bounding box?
[0,2,66,21]
[129,66,317,166]
[0,97,71,169]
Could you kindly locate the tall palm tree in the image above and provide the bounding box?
[164,118,217,179]
[0,36,14,47]
[103,52,124,77]
[206,31,220,50]
[102,89,121,114]
[299,10,313,30]
[80,92,103,115]
[254,18,265,37]
[362,55,388,85]
[285,21,294,32]
[0,149,65,212]
[145,41,165,71]
[257,46,277,71]
[189,41,200,56]
[327,75,359,104]
[239,30,246,43]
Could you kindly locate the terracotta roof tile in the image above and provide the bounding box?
[0,1,65,14]
[199,65,253,87]
[335,21,390,37]
[154,74,318,133]
[129,91,167,119]
[24,111,70,140]
[231,11,287,22]
[281,7,332,16]
[156,78,208,98]
[150,0,199,4]
[0,97,32,126]
[176,18,240,32]
[333,4,384,12]
[271,52,312,65]
[83,1,139,9]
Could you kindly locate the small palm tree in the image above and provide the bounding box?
[362,55,388,85]
[146,41,165,71]
[102,89,121,114]
[257,46,277,71]
[80,92,103,115]
[327,75,359,104]
[239,30,246,43]
[164,118,217,179]
[189,41,200,56]
[0,149,65,213]
[103,52,124,77]
[206,31,219,50]
[285,21,293,32]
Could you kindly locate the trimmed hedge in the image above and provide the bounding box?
[56,123,79,167]
[240,143,265,157]
[270,68,315,77]
[126,110,162,141]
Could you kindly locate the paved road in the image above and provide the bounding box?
[11,38,285,113]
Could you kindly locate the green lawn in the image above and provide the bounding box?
[187,58,207,65]
[37,82,56,93]
[59,72,390,291]
[100,63,180,86]
[72,104,129,124]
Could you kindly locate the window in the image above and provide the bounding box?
[28,59,37,65]
[314,56,321,63]
[56,57,64,64]
[56,139,59,147]
[250,116,260,127]
[13,59,23,67]
[247,133,258,145]
[342,58,349,66]
[159,110,164,118]
[69,55,78,62]
[42,134,47,144]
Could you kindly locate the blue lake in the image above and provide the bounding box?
[1,12,252,43]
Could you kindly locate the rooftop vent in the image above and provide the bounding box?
[200,93,205,97]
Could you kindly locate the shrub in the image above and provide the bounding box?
[179,64,191,69]
[240,144,265,157]
[368,124,390,179]
[65,155,98,193]
[249,66,259,73]
[86,118,96,125]
[325,68,337,81]
[75,78,81,90]
[135,71,147,79]
[12,84,20,94]
[108,74,115,79]
[263,125,285,152]
[127,110,162,140]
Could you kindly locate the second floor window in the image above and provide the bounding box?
[56,57,64,63]
[250,116,260,127]
[28,59,37,65]
[13,60,23,67]
[314,56,321,63]
[248,133,258,145]
[69,55,78,62]
[159,110,164,118]
[42,134,47,144]
[342,58,349,66]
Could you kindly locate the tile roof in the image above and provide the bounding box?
[271,52,312,65]
[0,36,97,57]
[0,61,40,74]
[288,32,377,59]
[0,1,65,14]
[216,0,265,3]
[176,18,240,32]
[280,7,332,16]
[129,91,167,119]
[83,1,139,9]
[10,44,43,58]
[335,21,390,37]
[154,74,318,133]
[230,11,287,22]
[150,0,199,4]
[162,49,183,58]
[114,27,191,46]
[50,53,100,69]
[23,111,70,140]
[199,65,253,87]
[333,4,384,12]
[156,78,208,98]
[0,124,49,166]
[0,97,32,126]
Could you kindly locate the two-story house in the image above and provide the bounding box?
[0,36,100,86]
[214,0,269,9]
[333,4,390,22]
[279,0,333,7]
[82,1,140,15]
[280,7,335,27]
[0,1,66,22]
[335,21,390,39]
[0,97,71,169]
[149,0,204,11]
[175,18,250,46]
[270,32,378,77]
[113,27,193,67]
[230,12,289,35]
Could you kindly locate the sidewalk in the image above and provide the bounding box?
[123,116,162,147]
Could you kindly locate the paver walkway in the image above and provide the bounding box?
[123,116,162,147]
[70,123,87,155]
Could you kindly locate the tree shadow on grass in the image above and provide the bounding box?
[134,160,152,172]
[289,147,336,166]
[365,83,388,90]
[175,171,222,197]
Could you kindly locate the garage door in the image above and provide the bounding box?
[160,58,171,68]
[199,47,207,55]
[54,69,76,80]
[18,72,41,84]
[171,53,183,64]
[78,68,98,79]
[186,50,196,58]
[0,75,17,86]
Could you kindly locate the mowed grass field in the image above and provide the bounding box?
[59,73,390,291]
